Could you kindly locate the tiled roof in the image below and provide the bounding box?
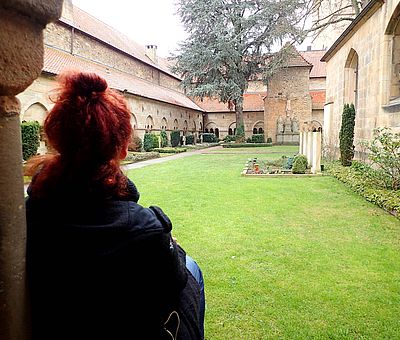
[59,5,179,80]
[300,50,327,78]
[310,90,326,105]
[43,47,203,112]
[195,92,267,112]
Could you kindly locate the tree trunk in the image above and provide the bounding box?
[235,96,245,142]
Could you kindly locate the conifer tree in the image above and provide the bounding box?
[173,0,307,139]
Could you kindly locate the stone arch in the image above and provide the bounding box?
[173,119,179,130]
[130,113,138,130]
[252,120,264,134]
[344,48,359,108]
[385,6,400,100]
[145,115,154,131]
[183,120,188,134]
[22,102,48,125]
[161,117,168,130]
[228,122,236,135]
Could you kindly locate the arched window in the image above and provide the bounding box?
[130,113,138,130]
[22,102,47,125]
[253,128,257,134]
[183,120,188,135]
[215,128,219,138]
[161,117,168,130]
[228,122,236,136]
[258,127,264,134]
[228,128,233,135]
[173,119,179,130]
[344,49,359,108]
[209,128,214,134]
[146,115,154,132]
[205,128,209,133]
[386,6,400,101]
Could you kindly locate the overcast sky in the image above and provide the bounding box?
[72,0,187,57]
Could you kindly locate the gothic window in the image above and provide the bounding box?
[228,128,233,135]
[258,127,264,134]
[344,48,359,108]
[145,115,154,132]
[210,128,214,134]
[215,128,219,138]
[253,128,257,134]
[130,113,138,131]
[205,128,209,133]
[161,117,168,130]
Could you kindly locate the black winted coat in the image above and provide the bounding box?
[26,180,201,340]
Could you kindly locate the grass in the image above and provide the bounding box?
[126,146,400,339]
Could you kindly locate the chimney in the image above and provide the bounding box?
[145,45,158,64]
[307,45,312,51]
[61,0,74,24]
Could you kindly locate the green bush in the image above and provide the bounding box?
[122,151,160,164]
[339,103,356,166]
[267,137,272,144]
[152,147,187,154]
[327,161,400,219]
[246,137,252,143]
[292,154,308,174]
[160,130,168,148]
[224,135,236,142]
[170,130,181,147]
[202,133,218,143]
[21,121,40,160]
[185,134,194,145]
[251,134,265,143]
[143,133,159,151]
[363,128,400,191]
[284,156,295,169]
[222,143,272,148]
[128,136,142,152]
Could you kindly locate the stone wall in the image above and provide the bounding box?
[264,66,312,143]
[324,0,400,153]
[204,111,264,138]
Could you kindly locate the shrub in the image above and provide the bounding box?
[152,147,187,154]
[363,128,400,190]
[170,130,181,147]
[143,133,159,151]
[21,121,40,160]
[327,161,400,218]
[267,137,272,144]
[246,137,252,143]
[202,133,218,143]
[292,154,308,174]
[128,135,142,152]
[284,156,295,169]
[251,134,265,143]
[186,134,194,145]
[122,151,160,164]
[160,130,168,148]
[339,103,356,166]
[224,135,236,142]
[222,143,272,148]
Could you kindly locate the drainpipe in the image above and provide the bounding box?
[0,1,64,339]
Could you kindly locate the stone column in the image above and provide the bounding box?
[311,132,322,174]
[0,2,63,340]
[299,131,303,155]
[306,131,313,166]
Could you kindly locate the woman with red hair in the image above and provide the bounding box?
[26,71,204,339]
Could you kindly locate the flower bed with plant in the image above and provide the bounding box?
[121,151,160,165]
[243,154,312,175]
[152,147,187,154]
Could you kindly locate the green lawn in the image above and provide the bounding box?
[126,146,400,339]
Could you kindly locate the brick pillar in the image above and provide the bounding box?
[0,2,63,339]
[311,132,322,174]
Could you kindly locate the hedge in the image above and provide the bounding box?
[143,133,159,151]
[327,162,400,219]
[339,103,356,166]
[21,121,40,160]
[185,134,194,145]
[222,143,272,148]
[160,130,168,148]
[202,133,218,143]
[170,130,180,147]
[152,147,187,154]
[292,154,308,174]
[251,134,265,143]
[122,151,160,164]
